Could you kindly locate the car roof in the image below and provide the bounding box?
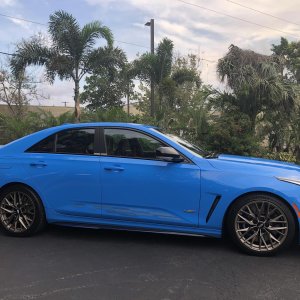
[56,122,157,129]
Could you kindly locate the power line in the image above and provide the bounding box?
[176,0,300,39]
[0,51,16,56]
[201,58,216,63]
[227,0,300,27]
[115,40,148,49]
[0,12,149,49]
[0,13,46,26]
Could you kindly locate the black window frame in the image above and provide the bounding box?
[26,127,100,156]
[100,127,192,164]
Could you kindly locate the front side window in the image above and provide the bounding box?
[104,128,164,159]
[27,128,95,155]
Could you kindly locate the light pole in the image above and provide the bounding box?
[145,19,155,117]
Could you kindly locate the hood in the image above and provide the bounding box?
[207,154,300,176]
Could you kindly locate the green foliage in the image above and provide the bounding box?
[208,111,261,155]
[272,37,300,83]
[207,92,261,155]
[81,47,131,110]
[133,40,200,116]
[133,38,174,86]
[0,110,68,144]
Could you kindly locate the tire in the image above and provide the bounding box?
[0,185,46,237]
[226,193,296,256]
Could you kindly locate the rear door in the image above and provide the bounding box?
[100,128,201,227]
[24,127,101,218]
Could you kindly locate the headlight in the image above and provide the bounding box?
[276,177,300,186]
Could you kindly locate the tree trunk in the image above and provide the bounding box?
[74,79,80,123]
[295,145,300,164]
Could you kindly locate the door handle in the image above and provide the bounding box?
[104,167,124,172]
[30,162,47,168]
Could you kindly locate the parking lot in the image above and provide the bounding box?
[0,225,300,300]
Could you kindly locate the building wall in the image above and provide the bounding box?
[0,104,74,117]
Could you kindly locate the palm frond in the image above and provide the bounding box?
[10,37,51,77]
[49,10,81,56]
[81,21,113,51]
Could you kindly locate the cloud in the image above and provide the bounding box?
[84,0,300,87]
[0,0,17,7]
[9,17,31,30]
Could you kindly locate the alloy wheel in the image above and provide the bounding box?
[0,191,36,233]
[234,200,288,252]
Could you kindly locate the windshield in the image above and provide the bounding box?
[154,129,210,157]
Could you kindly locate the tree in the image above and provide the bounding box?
[272,37,300,83]
[134,38,201,117]
[81,47,131,110]
[207,91,261,155]
[0,60,41,118]
[11,10,113,122]
[217,44,296,131]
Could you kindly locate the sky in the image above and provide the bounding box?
[0,0,299,107]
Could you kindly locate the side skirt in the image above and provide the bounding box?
[46,210,222,238]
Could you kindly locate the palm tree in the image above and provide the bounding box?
[133,38,200,115]
[11,10,113,122]
[217,44,296,131]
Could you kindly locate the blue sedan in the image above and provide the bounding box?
[0,122,299,255]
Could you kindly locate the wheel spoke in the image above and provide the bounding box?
[259,230,262,250]
[268,226,287,231]
[260,232,269,250]
[3,198,14,208]
[0,206,14,213]
[237,214,254,225]
[18,217,27,230]
[269,220,287,224]
[245,230,259,242]
[12,193,17,207]
[246,205,255,217]
[236,227,251,232]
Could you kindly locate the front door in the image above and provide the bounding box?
[100,128,201,227]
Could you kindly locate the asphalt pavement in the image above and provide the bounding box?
[0,225,300,300]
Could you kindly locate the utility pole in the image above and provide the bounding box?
[145,19,155,117]
[62,101,68,107]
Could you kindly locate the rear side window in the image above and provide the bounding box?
[56,129,95,155]
[26,128,95,155]
[26,135,55,153]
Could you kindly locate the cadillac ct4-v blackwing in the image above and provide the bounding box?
[0,123,300,256]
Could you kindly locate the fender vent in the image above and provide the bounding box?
[206,195,221,223]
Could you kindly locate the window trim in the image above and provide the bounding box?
[101,127,193,164]
[25,127,99,157]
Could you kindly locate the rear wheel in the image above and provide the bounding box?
[227,194,296,256]
[0,185,46,236]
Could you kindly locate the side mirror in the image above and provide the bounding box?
[156,147,184,163]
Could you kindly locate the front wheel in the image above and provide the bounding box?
[226,194,296,256]
[0,185,46,236]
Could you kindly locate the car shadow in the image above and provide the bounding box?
[43,224,300,258]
